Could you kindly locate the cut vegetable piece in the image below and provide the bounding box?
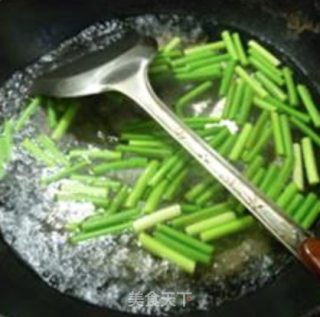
[126,160,160,208]
[143,179,168,213]
[271,112,285,156]
[175,66,222,82]
[56,193,110,208]
[184,41,225,55]
[70,222,131,244]
[280,115,293,157]
[255,71,287,101]
[195,183,222,206]
[259,165,280,192]
[186,211,237,235]
[60,182,108,197]
[171,50,215,67]
[81,208,139,232]
[70,175,121,188]
[293,193,318,223]
[37,135,69,166]
[244,155,264,179]
[108,185,129,214]
[219,133,238,157]
[175,81,213,116]
[159,49,182,58]
[162,37,181,53]
[286,194,304,216]
[222,81,237,118]
[301,201,320,229]
[232,32,248,65]
[235,66,268,97]
[116,145,171,158]
[301,137,320,185]
[251,167,267,186]
[183,116,221,125]
[283,67,298,107]
[266,97,310,123]
[15,97,41,131]
[149,64,170,75]
[166,157,189,180]
[200,216,254,242]
[229,79,246,119]
[69,148,122,160]
[188,55,228,70]
[133,205,181,232]
[65,223,79,232]
[46,99,58,128]
[229,123,253,161]
[181,204,199,213]
[290,117,320,147]
[163,169,188,201]
[121,132,159,142]
[51,102,80,140]
[149,154,181,186]
[267,157,294,199]
[221,31,238,60]
[207,128,231,149]
[297,84,320,128]
[22,138,56,166]
[185,178,212,202]
[129,139,170,149]
[248,55,283,86]
[92,158,148,175]
[153,231,212,264]
[0,120,14,164]
[293,143,304,191]
[246,111,269,150]
[276,183,298,209]
[243,126,271,162]
[157,224,214,254]
[237,85,254,124]
[0,142,6,178]
[171,202,231,228]
[219,60,237,96]
[248,40,280,66]
[42,161,88,185]
[138,232,196,274]
[253,97,276,112]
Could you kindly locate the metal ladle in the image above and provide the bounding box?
[31,32,320,276]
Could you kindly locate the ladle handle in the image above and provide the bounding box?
[113,61,320,275]
[299,238,320,277]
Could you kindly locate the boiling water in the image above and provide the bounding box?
[0,14,290,316]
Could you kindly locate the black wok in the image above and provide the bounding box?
[1,1,320,316]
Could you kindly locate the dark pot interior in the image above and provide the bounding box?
[1,1,320,316]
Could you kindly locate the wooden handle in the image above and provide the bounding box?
[299,237,320,276]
